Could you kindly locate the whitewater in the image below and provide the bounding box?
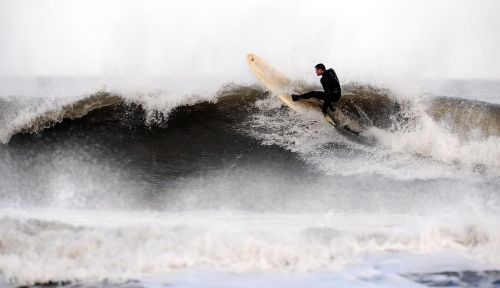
[1,0,500,287]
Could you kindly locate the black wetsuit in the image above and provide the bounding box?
[297,68,341,114]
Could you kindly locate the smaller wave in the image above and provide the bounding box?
[427,96,500,139]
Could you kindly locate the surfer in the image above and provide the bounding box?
[292,64,341,115]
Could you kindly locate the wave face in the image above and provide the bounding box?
[0,79,500,286]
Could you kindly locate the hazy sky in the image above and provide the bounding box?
[1,0,499,80]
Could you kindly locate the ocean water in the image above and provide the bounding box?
[0,77,499,288]
[1,0,500,287]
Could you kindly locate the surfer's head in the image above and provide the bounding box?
[315,63,325,76]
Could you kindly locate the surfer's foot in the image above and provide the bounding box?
[291,94,300,101]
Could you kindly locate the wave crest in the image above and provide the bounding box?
[0,92,123,144]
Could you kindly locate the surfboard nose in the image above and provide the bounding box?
[247,53,256,62]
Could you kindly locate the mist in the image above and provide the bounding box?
[1,0,499,86]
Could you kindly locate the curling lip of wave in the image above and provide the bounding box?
[0,92,123,144]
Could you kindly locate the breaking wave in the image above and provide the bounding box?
[2,82,500,178]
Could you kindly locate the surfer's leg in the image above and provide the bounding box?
[322,93,332,114]
[330,101,337,111]
[329,92,341,111]
[293,91,325,101]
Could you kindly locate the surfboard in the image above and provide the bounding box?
[246,53,340,125]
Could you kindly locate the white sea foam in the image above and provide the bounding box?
[0,208,499,285]
[247,93,500,179]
